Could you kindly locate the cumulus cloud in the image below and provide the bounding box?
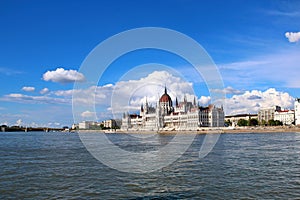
[81,110,96,118]
[225,88,294,115]
[68,71,195,116]
[22,86,35,92]
[43,68,85,83]
[109,71,194,114]
[40,88,49,94]
[285,32,300,43]
[56,71,194,107]
[198,96,211,105]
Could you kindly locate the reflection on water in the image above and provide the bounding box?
[0,132,300,199]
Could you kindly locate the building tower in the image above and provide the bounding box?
[295,98,300,125]
[159,87,173,115]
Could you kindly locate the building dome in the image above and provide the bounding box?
[159,87,172,103]
[159,93,172,103]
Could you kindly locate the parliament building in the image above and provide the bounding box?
[121,87,224,131]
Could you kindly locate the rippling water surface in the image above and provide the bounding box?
[1,132,300,199]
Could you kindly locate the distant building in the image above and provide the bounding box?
[78,121,102,129]
[274,110,295,125]
[71,123,79,130]
[103,119,117,129]
[258,106,281,124]
[78,120,119,130]
[79,121,92,129]
[225,113,258,127]
[295,98,300,126]
[121,87,224,131]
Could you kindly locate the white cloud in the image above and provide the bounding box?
[211,86,243,95]
[69,71,195,117]
[219,49,300,89]
[285,32,300,43]
[42,68,85,83]
[40,88,49,94]
[110,71,194,114]
[1,93,70,104]
[81,110,96,118]
[266,10,300,17]
[16,119,22,126]
[22,86,35,92]
[55,85,109,105]
[0,107,71,128]
[224,88,294,115]
[198,96,211,105]
[0,67,23,76]
[56,71,194,107]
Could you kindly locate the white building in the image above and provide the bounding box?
[103,119,117,128]
[258,106,281,124]
[72,123,79,130]
[295,98,300,126]
[78,121,92,129]
[274,110,295,125]
[78,121,102,129]
[121,87,224,131]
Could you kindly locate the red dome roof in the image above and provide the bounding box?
[159,87,172,103]
[159,93,172,102]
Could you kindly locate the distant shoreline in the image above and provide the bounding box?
[77,126,300,134]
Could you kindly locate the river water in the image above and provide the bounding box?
[1,131,300,199]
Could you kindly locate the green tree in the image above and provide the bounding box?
[260,119,267,126]
[268,119,276,126]
[100,124,104,129]
[268,119,282,126]
[237,119,248,126]
[248,118,258,126]
[274,120,283,126]
[224,119,232,127]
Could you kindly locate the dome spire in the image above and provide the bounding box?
[164,85,167,94]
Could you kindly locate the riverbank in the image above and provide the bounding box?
[154,126,300,134]
[215,126,300,134]
[77,126,300,134]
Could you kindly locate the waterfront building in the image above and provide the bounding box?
[295,98,300,126]
[79,121,93,129]
[274,109,295,125]
[78,119,118,129]
[103,119,117,129]
[72,123,79,130]
[258,106,281,124]
[121,87,224,131]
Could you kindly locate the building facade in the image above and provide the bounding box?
[121,88,224,131]
[295,98,300,126]
[274,110,295,125]
[78,121,93,129]
[103,119,118,129]
[78,119,118,130]
[258,106,281,124]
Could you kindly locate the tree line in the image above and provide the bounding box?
[225,118,284,127]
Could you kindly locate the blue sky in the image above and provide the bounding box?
[1,0,300,127]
